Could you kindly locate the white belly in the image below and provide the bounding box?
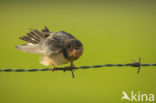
[40,52,70,66]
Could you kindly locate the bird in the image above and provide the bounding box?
[16,26,83,74]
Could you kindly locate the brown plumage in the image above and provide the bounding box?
[16,26,83,73]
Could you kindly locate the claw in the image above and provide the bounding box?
[51,65,56,71]
[71,61,76,69]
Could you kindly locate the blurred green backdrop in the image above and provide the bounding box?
[0,0,156,103]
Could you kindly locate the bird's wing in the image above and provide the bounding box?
[18,26,50,44]
[16,43,45,54]
[16,28,75,55]
[43,31,77,54]
[16,26,51,54]
[52,31,76,40]
[16,27,77,55]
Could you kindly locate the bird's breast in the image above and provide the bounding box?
[40,52,70,66]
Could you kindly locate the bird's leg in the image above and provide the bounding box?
[51,65,56,71]
[70,61,76,69]
[70,61,75,78]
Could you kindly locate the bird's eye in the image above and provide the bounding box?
[75,47,79,50]
[69,46,73,49]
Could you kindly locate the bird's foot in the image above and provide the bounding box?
[51,65,56,71]
[70,63,76,70]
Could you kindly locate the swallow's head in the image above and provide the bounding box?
[63,39,83,61]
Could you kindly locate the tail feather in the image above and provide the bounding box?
[29,31,41,40]
[16,43,45,54]
[19,27,50,44]
[26,33,40,42]
[33,30,44,38]
[19,36,38,44]
[41,26,50,33]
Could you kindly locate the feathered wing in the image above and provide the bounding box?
[40,30,77,55]
[52,31,76,40]
[16,26,50,54]
[16,27,77,55]
[16,43,45,54]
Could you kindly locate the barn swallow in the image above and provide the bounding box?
[16,27,83,76]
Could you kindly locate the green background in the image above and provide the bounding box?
[0,0,155,103]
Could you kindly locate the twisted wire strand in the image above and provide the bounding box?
[0,63,155,72]
[0,58,155,76]
[1,58,155,78]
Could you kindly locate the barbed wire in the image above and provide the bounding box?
[0,58,156,78]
